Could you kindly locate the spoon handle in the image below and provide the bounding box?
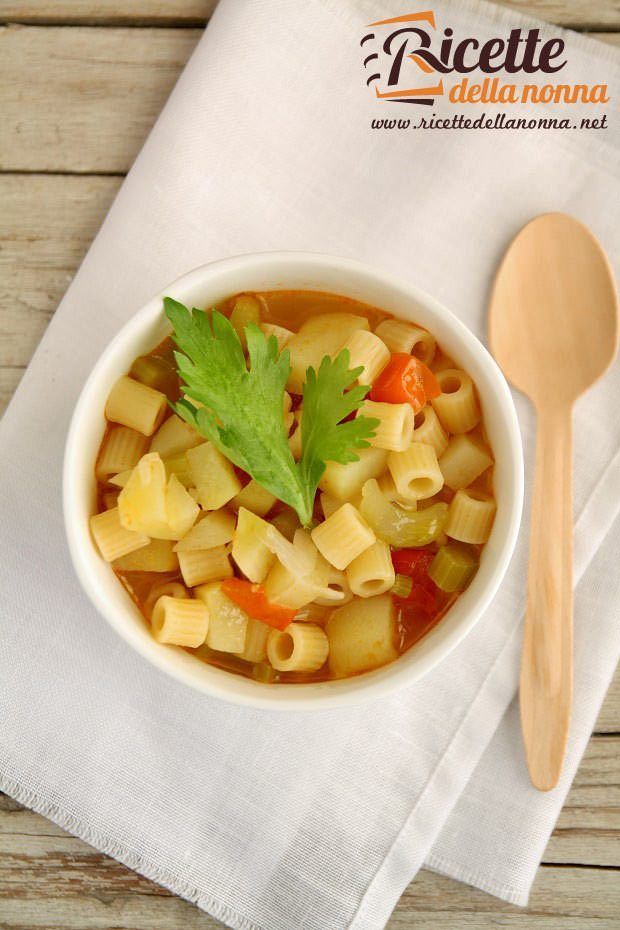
[520,404,573,791]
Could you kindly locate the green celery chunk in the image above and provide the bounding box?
[360,479,448,547]
[253,662,277,683]
[130,355,178,398]
[391,574,413,598]
[429,543,478,592]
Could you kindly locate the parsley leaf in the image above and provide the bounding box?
[298,351,378,521]
[164,298,378,526]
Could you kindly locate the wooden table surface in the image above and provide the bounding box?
[0,1,618,927]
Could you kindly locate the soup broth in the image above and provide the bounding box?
[91,291,496,684]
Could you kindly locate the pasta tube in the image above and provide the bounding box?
[445,489,496,544]
[151,595,209,647]
[178,545,233,587]
[310,503,375,570]
[96,426,148,481]
[346,540,395,598]
[432,369,481,434]
[105,376,167,436]
[439,434,493,490]
[286,312,370,393]
[267,623,329,673]
[144,581,189,620]
[90,507,149,562]
[388,442,444,501]
[357,400,414,453]
[339,329,390,385]
[412,405,448,457]
[374,319,436,363]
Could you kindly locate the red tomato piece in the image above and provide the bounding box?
[370,354,440,412]
[391,548,435,584]
[221,579,296,630]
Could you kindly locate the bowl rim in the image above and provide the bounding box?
[63,250,524,710]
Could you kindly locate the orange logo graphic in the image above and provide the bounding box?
[361,11,444,106]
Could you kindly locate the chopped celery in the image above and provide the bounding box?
[162,452,193,488]
[391,574,413,598]
[429,543,478,592]
[360,479,448,547]
[130,355,178,398]
[252,662,277,683]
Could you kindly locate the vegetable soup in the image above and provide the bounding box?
[91,291,496,683]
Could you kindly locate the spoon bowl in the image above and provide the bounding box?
[490,213,618,406]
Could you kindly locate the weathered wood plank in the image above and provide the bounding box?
[544,736,620,865]
[1,27,618,175]
[0,0,217,26]
[0,25,201,173]
[392,867,620,927]
[0,859,618,929]
[0,173,121,408]
[0,0,618,29]
[0,736,617,928]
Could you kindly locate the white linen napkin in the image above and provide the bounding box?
[1,0,619,926]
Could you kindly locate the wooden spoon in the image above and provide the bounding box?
[489,213,619,791]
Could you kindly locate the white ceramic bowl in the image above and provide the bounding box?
[64,252,523,710]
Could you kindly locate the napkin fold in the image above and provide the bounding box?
[1,1,619,927]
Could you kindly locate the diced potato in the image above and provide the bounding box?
[326,594,398,678]
[162,452,193,488]
[113,538,179,572]
[231,508,276,582]
[109,469,133,488]
[230,295,261,349]
[286,313,370,393]
[149,414,202,458]
[118,453,199,540]
[194,582,248,653]
[263,559,320,610]
[165,474,201,538]
[118,453,167,535]
[260,322,294,351]
[186,442,242,510]
[230,479,277,517]
[269,507,300,541]
[319,446,388,501]
[174,509,236,552]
